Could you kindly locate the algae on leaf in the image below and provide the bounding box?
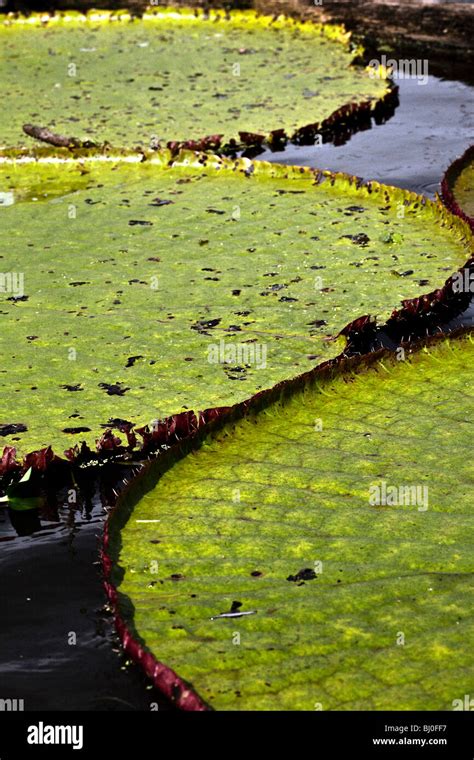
[0,149,471,459]
[0,9,391,149]
[110,331,474,710]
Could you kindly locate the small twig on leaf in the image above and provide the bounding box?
[22,124,97,149]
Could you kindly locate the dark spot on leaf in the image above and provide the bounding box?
[0,423,27,436]
[224,366,248,380]
[101,418,133,429]
[287,568,317,583]
[149,198,174,207]
[340,233,370,246]
[60,384,83,392]
[62,426,91,434]
[98,382,130,396]
[125,355,143,368]
[128,220,153,226]
[191,318,221,334]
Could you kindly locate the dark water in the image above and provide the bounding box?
[1,70,473,711]
[260,75,474,198]
[0,480,170,711]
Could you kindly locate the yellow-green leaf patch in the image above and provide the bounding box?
[0,8,392,149]
[110,331,474,710]
[0,149,471,458]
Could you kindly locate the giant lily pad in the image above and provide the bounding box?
[0,8,393,149]
[0,149,471,462]
[441,145,474,233]
[107,330,474,710]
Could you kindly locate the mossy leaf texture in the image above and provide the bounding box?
[0,8,391,148]
[0,149,472,458]
[110,332,474,710]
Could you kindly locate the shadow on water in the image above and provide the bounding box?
[1,68,473,711]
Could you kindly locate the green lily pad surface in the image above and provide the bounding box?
[0,9,390,148]
[111,331,474,710]
[451,152,474,220]
[0,149,471,458]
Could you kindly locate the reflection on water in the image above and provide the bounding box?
[0,462,131,541]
